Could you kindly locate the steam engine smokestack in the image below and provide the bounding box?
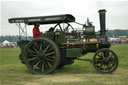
[98,9,106,36]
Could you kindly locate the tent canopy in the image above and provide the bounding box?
[2,40,10,45]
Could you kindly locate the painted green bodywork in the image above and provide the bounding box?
[54,32,66,45]
[86,44,98,52]
[39,32,54,39]
[39,31,66,45]
[66,48,82,57]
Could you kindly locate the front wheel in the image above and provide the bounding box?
[93,48,118,74]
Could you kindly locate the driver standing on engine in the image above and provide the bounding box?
[33,23,42,39]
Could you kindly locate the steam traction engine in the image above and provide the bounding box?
[8,9,118,74]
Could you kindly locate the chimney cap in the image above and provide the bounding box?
[98,9,106,13]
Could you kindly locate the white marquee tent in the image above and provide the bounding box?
[2,40,10,45]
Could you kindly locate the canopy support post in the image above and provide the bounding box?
[16,23,28,41]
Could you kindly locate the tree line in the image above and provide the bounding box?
[0,36,32,43]
[106,29,128,38]
[0,29,128,43]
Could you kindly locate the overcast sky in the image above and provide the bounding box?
[1,0,128,36]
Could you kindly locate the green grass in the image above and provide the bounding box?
[0,44,128,85]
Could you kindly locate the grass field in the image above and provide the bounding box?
[0,44,128,85]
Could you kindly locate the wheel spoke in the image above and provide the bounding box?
[109,61,116,66]
[104,50,109,58]
[101,52,105,58]
[107,54,113,59]
[28,57,38,62]
[41,62,45,72]
[30,59,38,65]
[35,60,41,66]
[34,48,39,54]
[46,60,53,68]
[103,65,106,71]
[97,63,103,70]
[43,45,50,53]
[28,49,36,54]
[39,43,43,51]
[45,57,55,62]
[44,61,49,69]
[45,52,55,56]
[29,53,37,57]
[106,64,112,70]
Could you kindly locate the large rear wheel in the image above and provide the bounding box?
[23,38,60,74]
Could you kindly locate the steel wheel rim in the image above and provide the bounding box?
[24,38,60,74]
[93,49,118,73]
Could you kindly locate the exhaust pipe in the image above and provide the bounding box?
[98,9,106,36]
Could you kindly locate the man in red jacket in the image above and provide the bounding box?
[33,23,42,39]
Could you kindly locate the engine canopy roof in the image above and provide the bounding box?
[8,14,75,25]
